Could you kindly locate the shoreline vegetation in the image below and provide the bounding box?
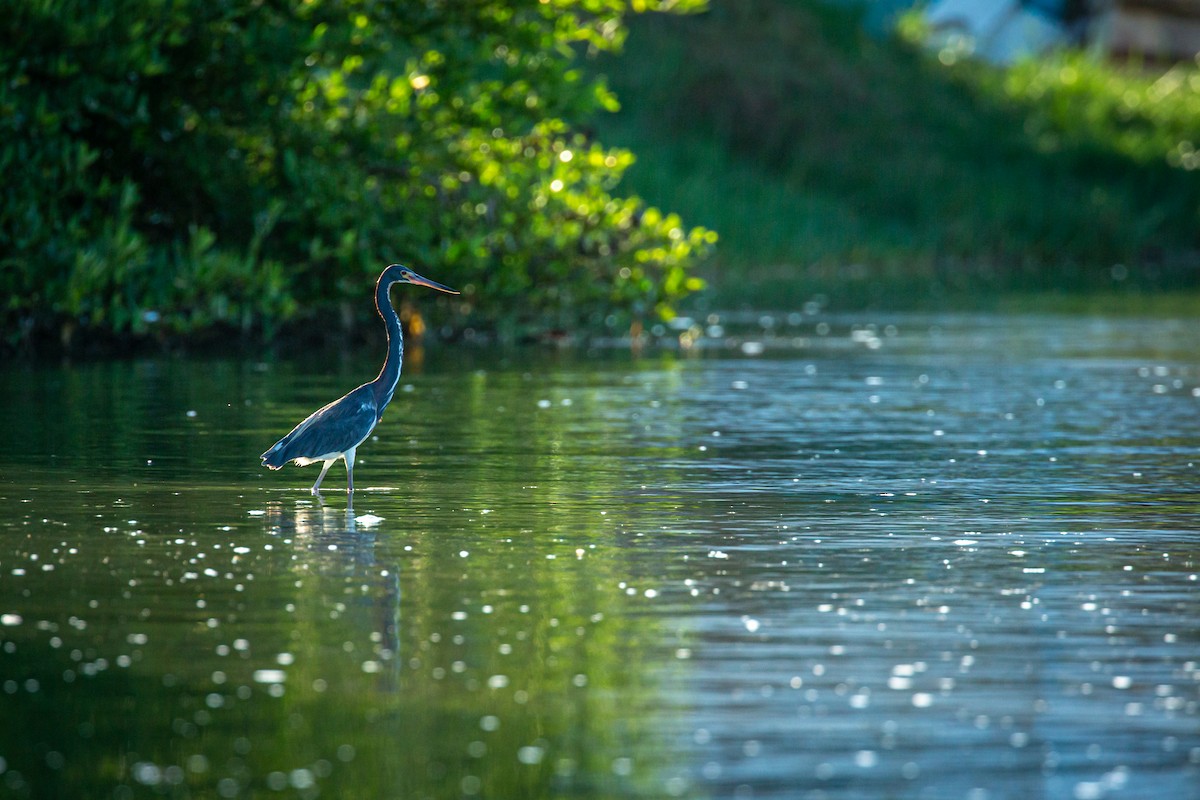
[1,0,711,357]
[4,1,1200,357]
[591,1,1200,315]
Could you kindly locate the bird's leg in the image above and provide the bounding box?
[311,460,334,495]
[343,446,358,494]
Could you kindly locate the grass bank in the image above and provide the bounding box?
[591,0,1200,312]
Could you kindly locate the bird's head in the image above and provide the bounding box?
[382,264,459,295]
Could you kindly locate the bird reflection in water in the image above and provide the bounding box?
[263,499,401,686]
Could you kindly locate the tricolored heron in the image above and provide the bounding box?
[261,264,458,493]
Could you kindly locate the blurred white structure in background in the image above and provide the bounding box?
[924,0,1069,63]
[921,0,1200,64]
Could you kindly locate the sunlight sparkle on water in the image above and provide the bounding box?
[1,313,1198,799]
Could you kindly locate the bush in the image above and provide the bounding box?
[0,0,712,351]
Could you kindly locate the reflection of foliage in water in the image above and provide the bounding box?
[4,319,1200,798]
[0,358,692,798]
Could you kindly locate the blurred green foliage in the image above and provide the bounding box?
[0,0,712,351]
[594,0,1200,310]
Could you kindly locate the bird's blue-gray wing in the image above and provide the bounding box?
[261,388,378,468]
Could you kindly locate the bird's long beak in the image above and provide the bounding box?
[407,271,459,295]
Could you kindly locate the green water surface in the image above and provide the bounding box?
[2,313,1198,799]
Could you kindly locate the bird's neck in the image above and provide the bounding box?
[372,281,404,410]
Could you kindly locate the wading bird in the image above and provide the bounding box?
[261,264,458,493]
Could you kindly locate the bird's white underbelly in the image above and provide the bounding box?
[291,424,375,466]
[293,453,343,466]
